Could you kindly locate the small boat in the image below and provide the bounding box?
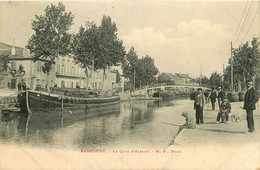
[1,106,20,122]
[19,90,120,114]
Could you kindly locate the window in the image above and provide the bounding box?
[11,61,16,70]
[62,65,65,74]
[56,64,60,74]
[61,81,65,88]
[37,62,41,72]
[72,66,75,74]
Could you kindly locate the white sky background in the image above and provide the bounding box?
[0,1,259,78]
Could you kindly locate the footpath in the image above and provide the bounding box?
[168,101,260,169]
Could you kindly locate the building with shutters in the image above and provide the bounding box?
[0,42,116,91]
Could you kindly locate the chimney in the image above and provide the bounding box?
[11,46,16,55]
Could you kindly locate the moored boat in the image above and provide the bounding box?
[1,106,20,122]
[19,90,120,114]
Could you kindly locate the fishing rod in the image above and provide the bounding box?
[160,122,181,127]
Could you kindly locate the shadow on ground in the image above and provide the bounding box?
[197,128,246,134]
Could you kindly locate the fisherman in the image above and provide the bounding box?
[180,112,196,129]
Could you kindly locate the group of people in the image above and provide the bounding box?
[17,82,26,92]
[203,87,225,110]
[181,79,259,133]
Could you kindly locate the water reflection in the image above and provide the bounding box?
[0,99,184,149]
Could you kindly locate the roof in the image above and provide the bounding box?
[176,73,190,78]
[161,72,196,81]
[160,72,180,80]
[0,42,24,58]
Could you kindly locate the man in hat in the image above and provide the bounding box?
[243,80,259,133]
[209,88,217,110]
[217,87,225,110]
[194,88,206,124]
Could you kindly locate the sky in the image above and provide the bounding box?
[0,1,259,78]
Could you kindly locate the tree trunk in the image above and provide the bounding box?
[47,73,50,92]
[243,76,246,91]
[85,68,89,91]
[238,79,242,92]
[253,75,256,85]
[101,68,106,91]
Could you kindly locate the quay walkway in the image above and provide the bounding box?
[168,101,260,169]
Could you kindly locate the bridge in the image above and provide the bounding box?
[132,85,211,97]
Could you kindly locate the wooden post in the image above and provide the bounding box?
[48,92,50,108]
[133,69,136,92]
[61,95,63,112]
[231,41,234,91]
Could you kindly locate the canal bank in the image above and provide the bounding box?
[168,101,260,169]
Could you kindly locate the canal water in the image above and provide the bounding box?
[0,99,194,150]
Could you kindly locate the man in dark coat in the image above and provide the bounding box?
[217,87,225,110]
[22,83,26,91]
[243,80,259,133]
[204,90,209,103]
[18,82,22,92]
[209,89,217,110]
[194,88,206,124]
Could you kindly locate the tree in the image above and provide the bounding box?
[209,72,222,88]
[72,16,125,90]
[137,55,159,86]
[97,16,126,89]
[121,47,139,90]
[26,3,74,88]
[195,75,210,87]
[224,37,260,91]
[0,54,10,73]
[158,73,172,83]
[72,22,99,88]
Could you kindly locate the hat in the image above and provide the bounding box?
[181,112,188,117]
[218,87,221,89]
[246,79,253,84]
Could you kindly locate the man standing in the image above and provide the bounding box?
[209,88,217,110]
[22,83,26,91]
[243,80,259,133]
[17,82,22,92]
[194,88,206,124]
[217,87,225,110]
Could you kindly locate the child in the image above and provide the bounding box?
[216,96,231,123]
[180,112,196,129]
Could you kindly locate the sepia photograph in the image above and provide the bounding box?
[0,0,259,169]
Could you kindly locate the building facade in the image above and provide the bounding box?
[0,42,116,91]
[0,42,52,90]
[54,56,86,89]
[90,68,117,90]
